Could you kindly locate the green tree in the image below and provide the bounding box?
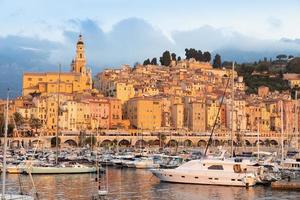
[177,56,181,61]
[143,58,151,65]
[29,117,42,135]
[286,57,300,73]
[13,112,24,127]
[256,62,270,73]
[212,54,222,68]
[276,54,287,60]
[171,53,177,61]
[150,58,157,65]
[195,50,203,61]
[203,51,211,62]
[160,51,172,66]
[236,64,254,77]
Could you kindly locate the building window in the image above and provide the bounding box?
[28,78,32,81]
[207,165,224,170]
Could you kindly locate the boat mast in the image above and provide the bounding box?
[55,64,61,165]
[204,75,231,157]
[295,90,298,150]
[257,113,260,160]
[281,100,284,162]
[231,62,235,156]
[1,89,9,199]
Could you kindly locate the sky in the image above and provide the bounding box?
[0,0,300,96]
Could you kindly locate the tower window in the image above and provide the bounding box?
[80,54,82,58]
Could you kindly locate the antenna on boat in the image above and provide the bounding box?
[280,100,284,162]
[231,62,235,156]
[257,114,260,160]
[55,64,61,165]
[203,69,231,157]
[1,88,9,198]
[295,90,298,150]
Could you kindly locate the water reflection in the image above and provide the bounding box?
[1,168,300,200]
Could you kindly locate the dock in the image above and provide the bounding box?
[272,179,300,190]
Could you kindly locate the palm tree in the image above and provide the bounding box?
[13,112,24,127]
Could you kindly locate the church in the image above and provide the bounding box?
[22,35,92,96]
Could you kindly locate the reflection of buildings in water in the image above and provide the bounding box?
[4,168,299,199]
[152,181,257,200]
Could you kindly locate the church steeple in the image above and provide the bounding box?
[72,34,86,74]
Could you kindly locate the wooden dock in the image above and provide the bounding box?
[272,180,300,190]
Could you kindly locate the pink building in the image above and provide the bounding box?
[86,97,110,130]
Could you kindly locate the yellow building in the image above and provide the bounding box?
[206,98,220,130]
[114,82,135,103]
[76,100,91,131]
[188,101,206,132]
[171,103,184,129]
[127,97,162,130]
[22,35,92,96]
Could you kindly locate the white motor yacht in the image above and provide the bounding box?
[151,158,257,187]
[280,158,300,171]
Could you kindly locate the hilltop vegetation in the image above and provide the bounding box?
[142,50,300,94]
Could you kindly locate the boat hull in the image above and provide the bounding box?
[0,194,34,200]
[25,166,97,174]
[151,169,256,187]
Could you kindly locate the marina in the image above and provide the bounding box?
[1,1,300,199]
[1,166,300,200]
[0,144,300,199]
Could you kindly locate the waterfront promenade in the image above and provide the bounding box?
[0,132,286,150]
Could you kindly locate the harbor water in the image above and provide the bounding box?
[1,167,300,200]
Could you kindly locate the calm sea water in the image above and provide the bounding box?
[1,168,300,200]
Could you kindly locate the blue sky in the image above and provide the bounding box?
[0,0,300,96]
[1,0,300,40]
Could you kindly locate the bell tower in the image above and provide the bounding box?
[72,34,86,74]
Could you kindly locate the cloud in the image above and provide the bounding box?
[53,18,174,68]
[267,17,283,30]
[0,35,61,96]
[1,17,300,97]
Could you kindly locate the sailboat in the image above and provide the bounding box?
[25,65,96,175]
[92,153,108,200]
[0,90,34,200]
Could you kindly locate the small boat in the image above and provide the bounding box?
[0,194,34,200]
[25,163,96,174]
[6,164,26,174]
[135,157,160,169]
